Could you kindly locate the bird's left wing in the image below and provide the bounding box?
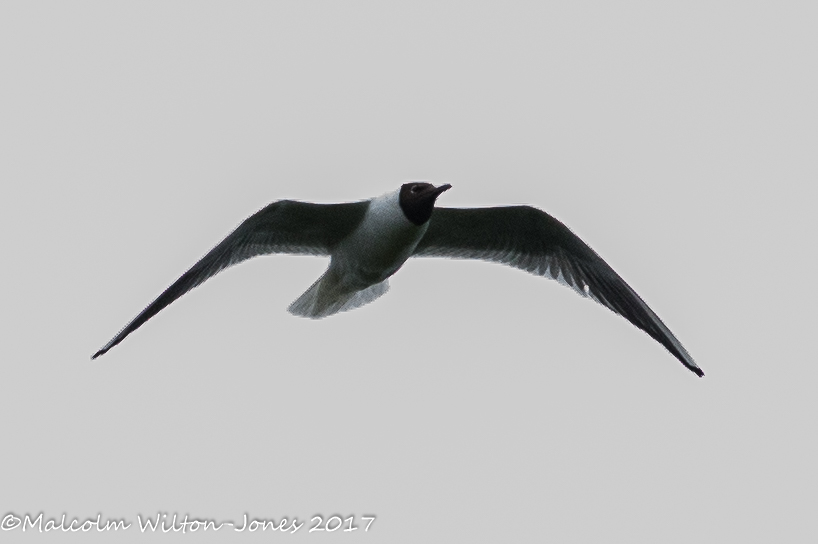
[92,199,369,359]
[413,206,702,376]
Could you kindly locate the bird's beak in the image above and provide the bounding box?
[432,184,452,197]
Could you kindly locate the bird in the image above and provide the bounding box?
[92,182,702,376]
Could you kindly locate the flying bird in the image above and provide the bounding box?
[92,183,701,376]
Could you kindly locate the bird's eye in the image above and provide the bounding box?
[411,185,421,193]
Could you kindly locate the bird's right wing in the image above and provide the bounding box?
[414,206,702,376]
[92,199,369,359]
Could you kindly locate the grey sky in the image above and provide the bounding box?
[1,1,816,542]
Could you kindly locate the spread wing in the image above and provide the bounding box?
[92,199,369,359]
[413,206,702,376]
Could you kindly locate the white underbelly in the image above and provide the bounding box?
[330,190,429,289]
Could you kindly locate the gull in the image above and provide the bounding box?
[92,183,701,376]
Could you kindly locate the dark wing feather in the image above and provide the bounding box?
[92,199,368,359]
[414,206,702,376]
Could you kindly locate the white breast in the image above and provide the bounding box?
[332,189,429,287]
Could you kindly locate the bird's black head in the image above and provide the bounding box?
[399,182,452,225]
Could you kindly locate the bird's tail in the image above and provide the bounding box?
[288,271,389,319]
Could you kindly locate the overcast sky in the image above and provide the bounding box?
[1,1,816,542]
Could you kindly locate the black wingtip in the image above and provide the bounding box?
[91,349,105,360]
[691,366,704,378]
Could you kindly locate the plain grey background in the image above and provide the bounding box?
[1,1,816,542]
